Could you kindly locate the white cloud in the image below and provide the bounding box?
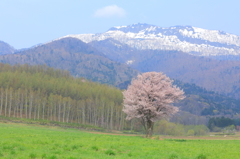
[94,5,126,18]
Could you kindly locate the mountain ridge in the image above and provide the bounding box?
[62,23,240,57]
[0,41,15,55]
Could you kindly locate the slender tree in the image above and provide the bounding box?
[0,88,3,115]
[123,72,185,137]
[5,88,8,116]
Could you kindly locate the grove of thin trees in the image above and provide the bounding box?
[0,63,126,130]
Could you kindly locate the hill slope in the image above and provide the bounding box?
[174,80,240,116]
[0,38,138,87]
[0,41,15,55]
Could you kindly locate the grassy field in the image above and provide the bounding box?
[0,122,240,159]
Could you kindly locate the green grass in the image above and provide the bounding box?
[0,116,105,131]
[0,122,240,159]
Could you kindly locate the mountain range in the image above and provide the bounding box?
[62,23,240,58]
[1,23,240,118]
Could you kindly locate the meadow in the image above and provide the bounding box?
[0,122,240,159]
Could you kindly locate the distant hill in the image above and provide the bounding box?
[0,41,15,55]
[0,38,139,87]
[173,80,240,116]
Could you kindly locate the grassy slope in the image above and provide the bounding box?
[0,122,240,159]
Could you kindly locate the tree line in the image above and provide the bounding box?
[207,116,239,131]
[0,63,127,130]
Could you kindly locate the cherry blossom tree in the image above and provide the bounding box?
[123,72,185,137]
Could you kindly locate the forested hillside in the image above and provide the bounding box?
[0,63,126,130]
[174,80,240,116]
[0,38,138,87]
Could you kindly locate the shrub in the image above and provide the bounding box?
[105,149,116,156]
[48,155,57,159]
[196,154,207,159]
[29,153,37,159]
[41,153,47,158]
[91,146,99,151]
[71,145,78,150]
[169,153,179,159]
[128,152,133,157]
[187,129,195,136]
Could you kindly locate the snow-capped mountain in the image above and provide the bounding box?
[61,23,240,56]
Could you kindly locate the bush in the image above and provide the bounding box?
[29,153,37,159]
[105,149,116,156]
[168,153,179,159]
[48,155,57,159]
[41,153,47,158]
[71,145,78,150]
[91,146,99,151]
[196,154,207,159]
[154,120,209,136]
[187,129,195,136]
[212,126,222,132]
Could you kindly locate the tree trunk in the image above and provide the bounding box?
[82,102,85,125]
[119,110,124,130]
[0,88,3,116]
[29,92,33,119]
[5,88,8,116]
[62,101,66,123]
[8,89,12,117]
[25,90,28,118]
[41,97,46,120]
[37,100,40,120]
[101,102,104,127]
[66,99,71,123]
[58,98,61,122]
[34,98,37,120]
[20,92,24,118]
[110,105,113,130]
[146,120,154,138]
[106,105,110,129]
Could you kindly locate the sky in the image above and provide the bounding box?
[1,0,240,49]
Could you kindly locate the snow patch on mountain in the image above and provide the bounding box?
[114,26,127,29]
[179,27,240,46]
[126,60,134,65]
[59,23,240,56]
